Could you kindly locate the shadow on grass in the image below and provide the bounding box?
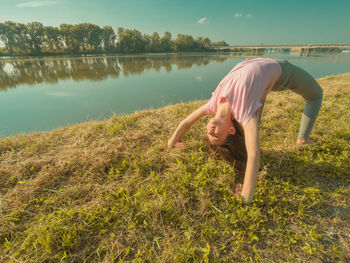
[257,144,350,262]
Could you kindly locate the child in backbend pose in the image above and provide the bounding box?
[168,57,323,204]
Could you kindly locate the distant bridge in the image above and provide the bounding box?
[214,44,350,56]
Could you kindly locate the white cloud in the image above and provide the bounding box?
[16,1,57,7]
[197,17,209,24]
[45,92,77,97]
[195,76,204,82]
[234,13,252,19]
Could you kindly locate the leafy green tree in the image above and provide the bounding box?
[86,23,102,51]
[174,34,184,52]
[44,26,62,52]
[149,32,161,52]
[160,32,172,52]
[143,34,151,52]
[0,21,27,55]
[117,28,147,53]
[101,26,116,52]
[213,40,229,46]
[70,23,87,52]
[174,34,194,52]
[193,37,213,51]
[0,22,15,55]
[203,37,213,48]
[26,22,45,54]
[194,37,205,50]
[59,24,74,51]
[15,23,28,52]
[183,35,194,51]
[116,27,125,52]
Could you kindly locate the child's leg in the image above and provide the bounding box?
[290,67,323,140]
[297,94,323,140]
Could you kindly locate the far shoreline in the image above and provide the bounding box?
[1,44,349,60]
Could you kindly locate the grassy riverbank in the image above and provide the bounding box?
[1,73,350,262]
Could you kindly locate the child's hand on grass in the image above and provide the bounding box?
[167,141,186,149]
[234,183,243,198]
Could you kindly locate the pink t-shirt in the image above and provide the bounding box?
[205,58,282,126]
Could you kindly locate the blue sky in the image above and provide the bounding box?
[1,0,349,45]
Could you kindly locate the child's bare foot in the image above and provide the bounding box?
[296,138,317,146]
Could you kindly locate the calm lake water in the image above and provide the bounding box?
[1,51,350,137]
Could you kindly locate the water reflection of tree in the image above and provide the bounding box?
[0,54,230,90]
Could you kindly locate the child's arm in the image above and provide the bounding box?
[241,115,260,204]
[168,105,207,148]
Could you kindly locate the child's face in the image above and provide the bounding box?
[206,117,230,145]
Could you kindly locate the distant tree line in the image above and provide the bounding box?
[0,21,230,56]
